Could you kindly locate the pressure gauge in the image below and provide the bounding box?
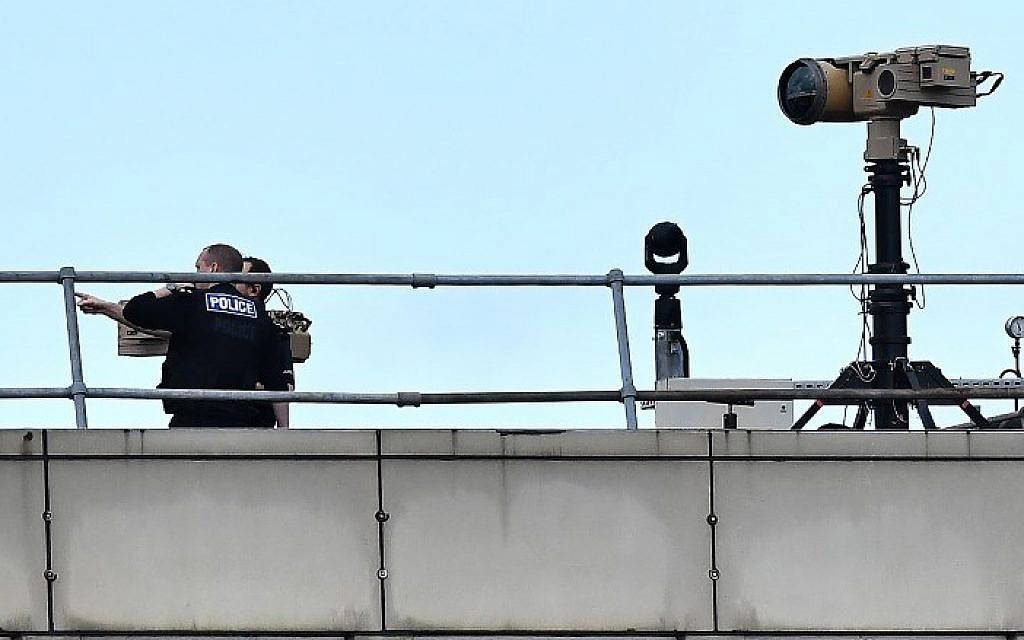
[1006,316,1024,339]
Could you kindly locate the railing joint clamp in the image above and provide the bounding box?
[58,266,77,282]
[619,385,637,403]
[397,392,422,407]
[605,268,625,286]
[411,273,437,289]
[68,382,87,397]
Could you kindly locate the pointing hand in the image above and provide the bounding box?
[75,293,116,315]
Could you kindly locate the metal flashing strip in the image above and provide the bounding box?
[706,432,720,632]
[0,630,1021,637]
[375,430,389,632]
[1,429,1024,461]
[41,431,55,631]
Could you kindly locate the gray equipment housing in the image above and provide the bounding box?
[779,45,980,125]
[835,45,970,118]
[831,45,975,119]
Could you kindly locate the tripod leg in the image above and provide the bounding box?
[904,364,938,431]
[916,401,938,431]
[852,403,869,430]
[792,399,824,431]
[958,399,990,428]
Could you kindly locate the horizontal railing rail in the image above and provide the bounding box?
[5,271,1024,286]
[5,386,1024,403]
[1,268,1022,429]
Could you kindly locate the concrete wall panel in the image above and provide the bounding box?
[716,461,1024,630]
[383,460,712,631]
[0,461,47,631]
[48,460,380,631]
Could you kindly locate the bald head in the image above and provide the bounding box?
[193,244,243,289]
[198,244,243,273]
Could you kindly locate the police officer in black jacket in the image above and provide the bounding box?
[242,256,293,428]
[122,244,289,428]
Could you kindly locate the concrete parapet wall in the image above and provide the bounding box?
[2,429,1023,634]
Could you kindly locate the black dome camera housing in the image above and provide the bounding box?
[644,222,688,275]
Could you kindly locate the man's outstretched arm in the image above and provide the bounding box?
[122,287,192,335]
[76,293,171,339]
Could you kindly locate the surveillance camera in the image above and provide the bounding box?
[779,45,980,125]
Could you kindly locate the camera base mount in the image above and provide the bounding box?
[792,360,989,430]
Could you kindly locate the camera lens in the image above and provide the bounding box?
[877,69,896,97]
[778,59,827,125]
[783,66,817,119]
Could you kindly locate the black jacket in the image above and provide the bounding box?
[252,329,295,428]
[123,283,290,426]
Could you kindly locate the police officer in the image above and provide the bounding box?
[121,244,289,428]
[242,256,293,428]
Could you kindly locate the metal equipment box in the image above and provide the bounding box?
[117,320,169,357]
[654,377,794,429]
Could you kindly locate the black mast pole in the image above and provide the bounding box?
[865,120,912,429]
[792,119,991,432]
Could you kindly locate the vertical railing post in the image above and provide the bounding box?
[59,267,88,429]
[607,269,638,430]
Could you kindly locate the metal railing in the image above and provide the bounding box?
[4,268,1024,430]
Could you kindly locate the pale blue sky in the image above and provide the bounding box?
[1,1,1021,429]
